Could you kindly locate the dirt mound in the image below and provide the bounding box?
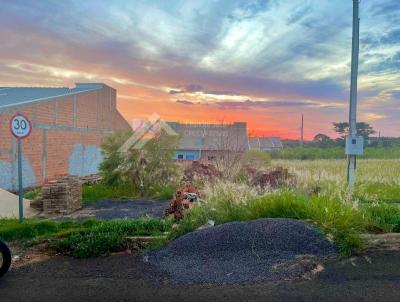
[146,218,337,284]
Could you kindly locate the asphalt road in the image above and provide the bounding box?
[0,250,399,302]
[67,199,170,220]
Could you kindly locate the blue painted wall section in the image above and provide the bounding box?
[0,156,36,191]
[173,150,200,161]
[68,144,103,176]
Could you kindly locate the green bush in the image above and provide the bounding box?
[57,218,172,258]
[23,188,41,200]
[364,203,400,233]
[0,217,173,258]
[99,129,179,196]
[150,185,176,200]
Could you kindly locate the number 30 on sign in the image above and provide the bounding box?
[10,113,32,139]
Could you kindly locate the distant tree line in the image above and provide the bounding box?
[284,122,400,148]
[273,122,400,160]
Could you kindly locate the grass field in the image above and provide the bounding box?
[273,159,400,185]
[272,159,400,203]
[4,159,400,258]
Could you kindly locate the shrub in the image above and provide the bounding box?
[149,184,176,200]
[99,129,179,196]
[0,217,173,258]
[364,203,400,233]
[23,188,41,200]
[57,218,172,258]
[99,129,134,185]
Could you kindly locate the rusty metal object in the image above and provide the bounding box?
[165,185,200,220]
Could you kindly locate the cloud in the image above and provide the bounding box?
[0,0,399,136]
[169,83,242,97]
[176,99,194,105]
[215,99,344,110]
[364,113,386,120]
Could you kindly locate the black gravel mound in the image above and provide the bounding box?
[146,218,338,284]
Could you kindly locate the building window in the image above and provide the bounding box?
[177,154,184,159]
[186,154,195,160]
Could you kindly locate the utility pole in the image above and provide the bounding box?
[300,113,304,147]
[347,0,360,189]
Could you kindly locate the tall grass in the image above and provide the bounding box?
[356,183,400,204]
[82,183,140,203]
[364,203,400,233]
[0,219,83,241]
[271,159,400,201]
[272,146,400,160]
[0,217,173,258]
[186,184,365,255]
[57,218,172,258]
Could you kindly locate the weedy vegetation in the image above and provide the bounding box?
[3,129,399,259]
[0,218,172,258]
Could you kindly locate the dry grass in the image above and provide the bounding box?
[272,159,400,186]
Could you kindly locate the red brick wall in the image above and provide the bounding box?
[0,84,130,190]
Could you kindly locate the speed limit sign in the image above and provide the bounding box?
[10,113,32,139]
[9,113,32,223]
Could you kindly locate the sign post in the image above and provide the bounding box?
[10,113,32,223]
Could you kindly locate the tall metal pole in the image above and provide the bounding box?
[347,0,360,188]
[17,139,24,223]
[300,113,304,147]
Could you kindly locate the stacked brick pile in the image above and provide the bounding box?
[31,176,82,215]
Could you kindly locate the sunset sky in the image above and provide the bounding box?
[1,0,399,139]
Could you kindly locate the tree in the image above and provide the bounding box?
[333,122,376,139]
[312,133,334,148]
[313,133,331,143]
[99,129,179,195]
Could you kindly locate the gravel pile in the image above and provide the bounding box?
[146,218,337,284]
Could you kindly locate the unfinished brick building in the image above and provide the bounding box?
[0,83,130,190]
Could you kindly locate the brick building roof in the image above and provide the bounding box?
[0,83,104,110]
